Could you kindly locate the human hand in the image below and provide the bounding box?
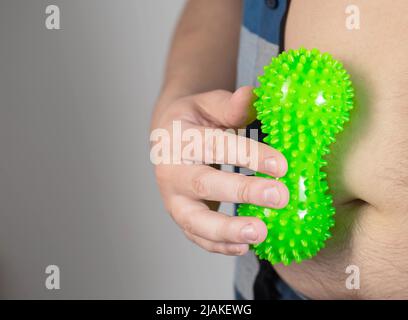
[151,86,289,256]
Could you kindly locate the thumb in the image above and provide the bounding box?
[194,86,257,128]
[228,86,257,128]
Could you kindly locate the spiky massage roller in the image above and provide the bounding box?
[238,48,354,265]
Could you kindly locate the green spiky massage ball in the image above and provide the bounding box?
[238,48,354,265]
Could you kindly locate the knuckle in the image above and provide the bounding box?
[207,242,221,254]
[236,179,251,203]
[183,222,194,234]
[236,137,253,168]
[214,217,231,242]
[244,139,254,165]
[180,215,194,234]
[225,246,239,256]
[232,246,247,256]
[191,173,210,198]
[203,134,216,163]
[203,129,225,164]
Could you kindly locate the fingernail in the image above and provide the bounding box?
[241,224,258,242]
[265,158,278,174]
[264,187,281,206]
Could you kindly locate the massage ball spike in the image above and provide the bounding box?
[238,48,354,265]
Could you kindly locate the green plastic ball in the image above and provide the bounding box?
[238,48,354,265]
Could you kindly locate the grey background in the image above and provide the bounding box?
[0,0,234,299]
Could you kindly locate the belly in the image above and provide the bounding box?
[275,0,408,299]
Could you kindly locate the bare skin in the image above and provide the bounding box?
[152,0,288,257]
[276,0,408,299]
[152,0,408,299]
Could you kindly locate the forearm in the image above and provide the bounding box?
[153,0,242,120]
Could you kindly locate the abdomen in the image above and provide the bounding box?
[276,0,408,299]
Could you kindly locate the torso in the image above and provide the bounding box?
[276,0,408,299]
